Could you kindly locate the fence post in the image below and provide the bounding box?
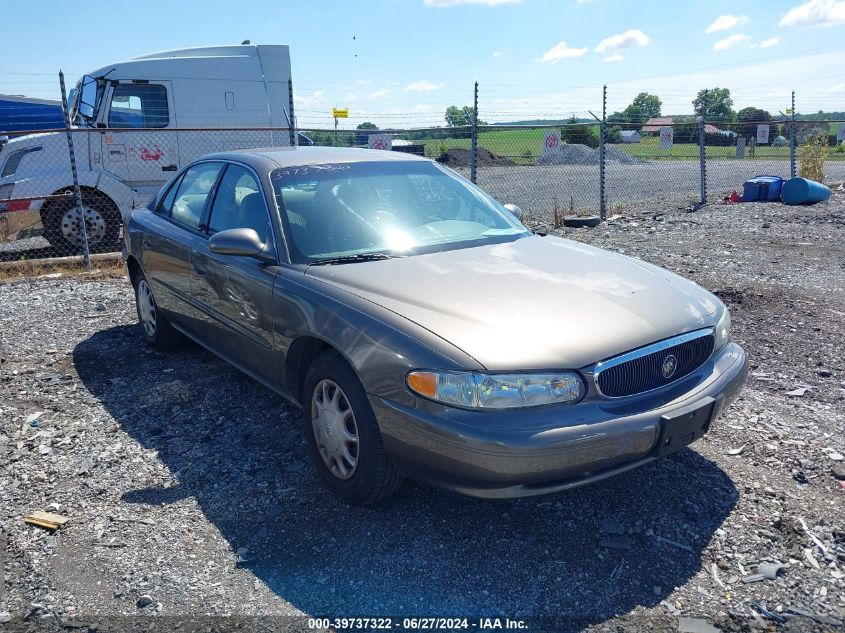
[599,85,607,220]
[288,78,296,146]
[790,90,796,179]
[59,71,90,269]
[470,81,478,184]
[698,102,707,206]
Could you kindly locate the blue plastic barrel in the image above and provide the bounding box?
[781,177,831,205]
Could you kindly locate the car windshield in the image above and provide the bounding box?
[271,160,530,263]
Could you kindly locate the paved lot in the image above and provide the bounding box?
[0,195,843,632]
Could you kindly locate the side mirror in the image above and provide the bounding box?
[208,228,270,260]
[78,75,98,120]
[504,203,523,221]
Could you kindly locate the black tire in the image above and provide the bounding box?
[132,270,181,351]
[41,191,122,254]
[563,215,602,228]
[302,351,403,505]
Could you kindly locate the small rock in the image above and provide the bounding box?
[828,451,844,462]
[786,387,809,397]
[678,617,720,633]
[136,595,154,608]
[762,222,771,228]
[758,562,786,580]
[832,464,845,480]
[0,612,11,624]
[95,302,107,312]
[817,369,832,378]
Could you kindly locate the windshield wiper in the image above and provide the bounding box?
[309,252,397,266]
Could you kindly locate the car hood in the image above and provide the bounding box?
[306,235,721,370]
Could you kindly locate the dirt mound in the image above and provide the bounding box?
[437,147,516,167]
[535,143,644,166]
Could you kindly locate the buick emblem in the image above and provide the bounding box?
[661,354,678,379]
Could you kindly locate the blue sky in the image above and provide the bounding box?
[2,0,844,127]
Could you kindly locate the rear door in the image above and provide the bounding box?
[103,81,177,205]
[142,161,225,333]
[191,162,279,384]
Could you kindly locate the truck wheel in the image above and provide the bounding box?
[41,192,122,254]
[303,351,404,505]
[132,270,181,350]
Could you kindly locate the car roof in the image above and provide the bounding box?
[200,146,431,170]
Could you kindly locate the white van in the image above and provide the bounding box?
[0,44,293,251]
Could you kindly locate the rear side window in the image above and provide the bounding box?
[108,84,169,128]
[207,165,270,242]
[168,163,224,229]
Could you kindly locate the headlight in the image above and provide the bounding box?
[406,370,585,409]
[713,308,731,353]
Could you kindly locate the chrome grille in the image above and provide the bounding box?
[595,330,715,398]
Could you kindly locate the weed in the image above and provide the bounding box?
[798,132,828,182]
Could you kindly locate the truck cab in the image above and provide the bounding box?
[0,44,293,252]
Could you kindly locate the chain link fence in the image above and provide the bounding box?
[2,110,845,268]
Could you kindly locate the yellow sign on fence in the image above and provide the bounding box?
[332,108,349,118]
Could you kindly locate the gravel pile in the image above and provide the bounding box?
[535,143,645,166]
[0,195,843,631]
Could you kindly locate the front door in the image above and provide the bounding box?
[143,161,225,333]
[101,80,177,206]
[191,163,279,384]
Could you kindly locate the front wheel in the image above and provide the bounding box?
[303,351,403,505]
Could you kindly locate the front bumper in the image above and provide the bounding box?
[370,342,747,498]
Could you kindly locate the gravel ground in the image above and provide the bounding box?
[0,193,844,632]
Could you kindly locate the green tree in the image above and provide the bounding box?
[630,92,662,120]
[693,88,735,122]
[445,105,469,127]
[444,105,486,127]
[735,107,776,141]
[562,116,599,148]
[355,121,378,145]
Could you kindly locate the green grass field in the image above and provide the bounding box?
[418,127,845,163]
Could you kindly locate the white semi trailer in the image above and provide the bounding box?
[0,44,294,251]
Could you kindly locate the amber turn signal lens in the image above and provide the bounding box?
[407,371,437,398]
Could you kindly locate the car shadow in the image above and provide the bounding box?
[74,325,738,627]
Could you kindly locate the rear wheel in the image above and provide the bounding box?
[132,270,181,350]
[41,191,122,254]
[302,351,403,505]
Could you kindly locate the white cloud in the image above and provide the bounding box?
[492,49,508,58]
[294,90,326,107]
[404,80,444,91]
[535,41,589,63]
[779,0,845,27]
[758,37,781,48]
[604,54,624,62]
[423,0,519,6]
[594,29,651,53]
[705,14,748,33]
[713,33,751,50]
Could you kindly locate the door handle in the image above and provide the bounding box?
[193,264,207,277]
[162,165,177,172]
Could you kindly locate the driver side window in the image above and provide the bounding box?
[207,164,271,244]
